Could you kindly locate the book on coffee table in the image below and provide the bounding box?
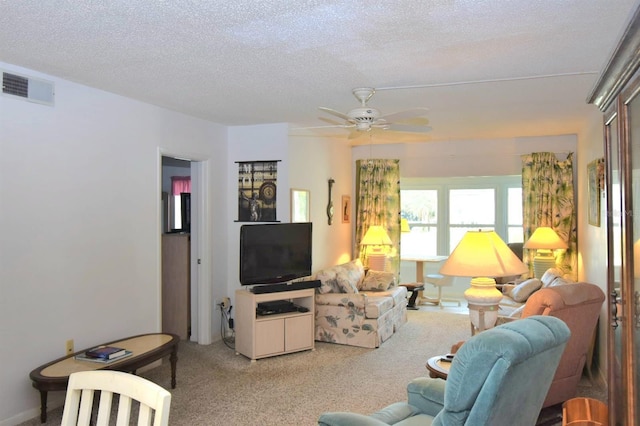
[85,346,128,360]
[75,350,133,364]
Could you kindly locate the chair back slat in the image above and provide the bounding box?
[96,390,114,425]
[61,370,171,426]
[77,389,94,425]
[115,394,133,425]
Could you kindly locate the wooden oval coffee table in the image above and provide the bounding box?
[29,333,179,423]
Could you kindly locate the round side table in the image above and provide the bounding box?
[426,355,451,380]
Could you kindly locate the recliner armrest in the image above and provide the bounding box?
[318,412,390,426]
[406,377,446,416]
[318,402,421,426]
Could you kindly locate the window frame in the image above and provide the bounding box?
[401,175,521,255]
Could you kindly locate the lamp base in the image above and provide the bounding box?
[533,250,556,279]
[463,277,502,334]
[467,303,499,335]
[367,253,387,272]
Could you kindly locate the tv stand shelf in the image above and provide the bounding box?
[235,288,315,361]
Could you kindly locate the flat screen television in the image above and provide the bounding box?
[239,222,312,285]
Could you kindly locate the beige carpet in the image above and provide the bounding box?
[19,309,605,425]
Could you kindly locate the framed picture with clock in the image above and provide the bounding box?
[236,160,280,222]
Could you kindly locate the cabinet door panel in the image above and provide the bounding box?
[285,315,313,352]
[255,319,285,357]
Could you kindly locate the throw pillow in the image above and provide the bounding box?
[316,259,364,294]
[360,271,395,291]
[316,268,341,294]
[549,277,572,287]
[335,260,363,293]
[507,278,542,303]
[540,268,563,288]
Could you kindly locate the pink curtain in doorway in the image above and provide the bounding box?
[171,176,191,195]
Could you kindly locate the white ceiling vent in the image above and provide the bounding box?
[2,71,54,106]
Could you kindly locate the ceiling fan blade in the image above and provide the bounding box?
[386,123,432,133]
[395,116,430,126]
[378,108,429,123]
[319,107,351,121]
[319,116,345,126]
[294,125,350,130]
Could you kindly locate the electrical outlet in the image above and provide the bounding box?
[222,297,230,310]
[65,339,74,355]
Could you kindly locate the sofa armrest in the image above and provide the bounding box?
[315,293,367,309]
[406,377,446,416]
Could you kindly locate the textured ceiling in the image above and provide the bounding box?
[1,1,638,143]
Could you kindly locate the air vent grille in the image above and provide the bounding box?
[1,71,54,106]
[2,72,28,97]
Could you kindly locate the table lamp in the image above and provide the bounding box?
[523,227,568,279]
[440,230,528,333]
[361,225,392,271]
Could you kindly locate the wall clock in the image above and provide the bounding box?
[259,182,276,204]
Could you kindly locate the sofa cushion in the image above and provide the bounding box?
[365,296,395,319]
[507,278,542,303]
[360,270,396,291]
[316,259,364,294]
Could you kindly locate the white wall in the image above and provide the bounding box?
[352,135,577,177]
[288,134,354,271]
[0,62,227,424]
[577,108,609,383]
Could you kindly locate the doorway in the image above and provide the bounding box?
[161,156,191,340]
[160,155,212,344]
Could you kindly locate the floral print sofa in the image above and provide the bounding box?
[314,259,408,348]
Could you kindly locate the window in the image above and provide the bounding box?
[401,176,522,257]
[171,176,191,230]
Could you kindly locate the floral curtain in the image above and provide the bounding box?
[522,152,577,280]
[355,159,401,276]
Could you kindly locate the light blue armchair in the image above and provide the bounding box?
[318,316,570,426]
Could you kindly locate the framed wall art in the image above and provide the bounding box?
[236,160,280,222]
[341,195,351,224]
[290,188,310,223]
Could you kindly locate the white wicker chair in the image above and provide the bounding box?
[422,273,461,308]
[61,370,171,426]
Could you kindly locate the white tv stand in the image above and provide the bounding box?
[235,287,315,361]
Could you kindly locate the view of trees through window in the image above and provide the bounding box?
[400,177,522,257]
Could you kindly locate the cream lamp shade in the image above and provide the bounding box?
[400,218,411,233]
[440,230,528,333]
[361,225,392,271]
[523,227,568,279]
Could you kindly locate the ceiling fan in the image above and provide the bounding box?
[312,87,432,140]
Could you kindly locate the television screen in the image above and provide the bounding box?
[239,223,312,285]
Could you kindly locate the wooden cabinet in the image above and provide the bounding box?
[235,288,314,361]
[162,233,190,340]
[588,6,640,424]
